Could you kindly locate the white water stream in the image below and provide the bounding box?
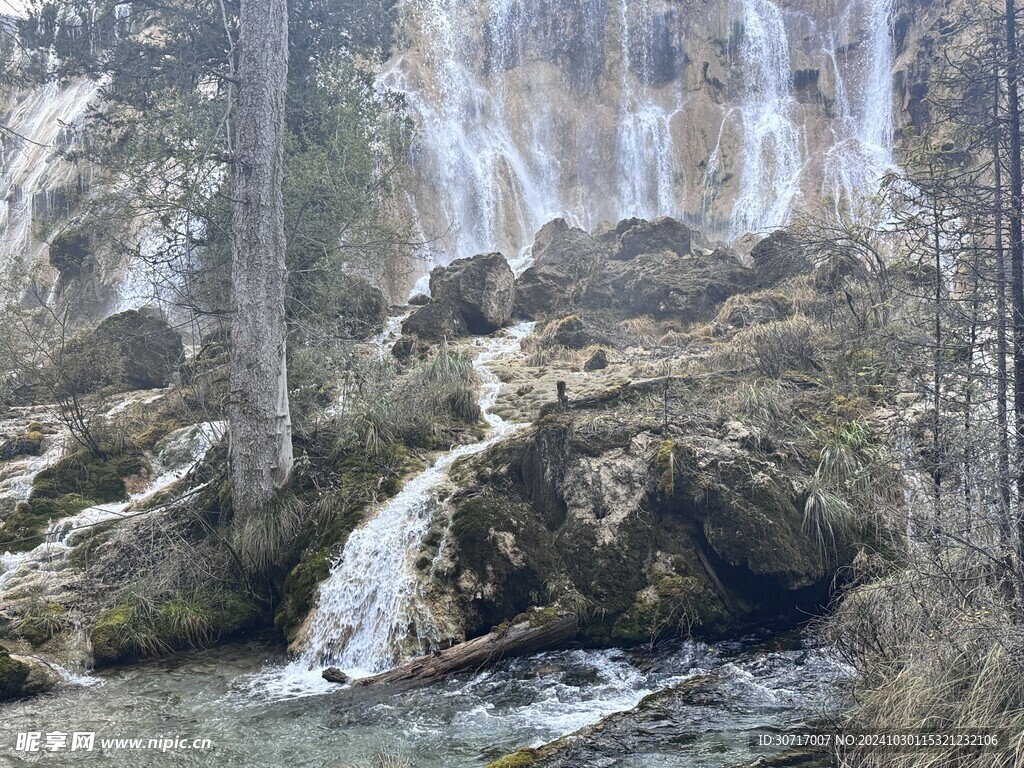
[729,0,804,238]
[255,322,535,697]
[822,0,897,221]
[0,421,225,601]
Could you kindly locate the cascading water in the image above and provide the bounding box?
[0,421,225,600]
[381,0,563,287]
[0,79,98,285]
[266,323,534,691]
[822,0,896,219]
[616,0,685,220]
[729,0,804,237]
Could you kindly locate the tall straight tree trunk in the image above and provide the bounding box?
[1006,0,1024,570]
[229,0,293,521]
[993,54,1014,544]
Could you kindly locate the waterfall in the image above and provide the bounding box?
[288,323,534,681]
[729,0,804,237]
[615,0,685,220]
[380,0,562,286]
[0,421,224,599]
[0,79,98,286]
[822,0,896,219]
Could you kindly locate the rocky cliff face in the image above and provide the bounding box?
[388,0,905,275]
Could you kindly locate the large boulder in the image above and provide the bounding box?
[516,217,749,323]
[334,274,388,339]
[584,248,754,321]
[62,310,184,394]
[515,219,610,319]
[611,216,692,260]
[404,253,515,339]
[750,230,811,286]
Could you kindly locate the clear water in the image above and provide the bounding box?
[0,634,850,767]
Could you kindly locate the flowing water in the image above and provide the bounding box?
[0,421,225,603]
[821,0,897,221]
[729,0,804,238]
[0,633,850,767]
[267,323,536,694]
[0,78,98,285]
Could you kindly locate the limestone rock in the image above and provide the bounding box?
[515,220,610,319]
[405,252,515,339]
[611,216,692,261]
[583,348,609,371]
[585,248,754,321]
[61,310,184,395]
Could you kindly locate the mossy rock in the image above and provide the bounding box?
[91,591,262,667]
[16,602,68,647]
[67,520,119,569]
[0,430,45,460]
[59,310,184,396]
[275,548,334,640]
[484,750,538,768]
[0,646,31,701]
[450,493,564,635]
[31,448,147,504]
[0,448,148,552]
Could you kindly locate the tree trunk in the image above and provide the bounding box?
[993,53,1014,544]
[350,613,579,689]
[1006,0,1024,565]
[229,0,293,521]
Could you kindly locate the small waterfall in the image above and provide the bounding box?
[729,0,804,237]
[289,323,534,681]
[0,421,224,600]
[822,0,896,219]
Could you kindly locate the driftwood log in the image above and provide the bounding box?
[350,612,579,688]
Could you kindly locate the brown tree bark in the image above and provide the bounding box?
[350,613,578,688]
[229,0,293,521]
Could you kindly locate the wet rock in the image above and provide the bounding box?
[583,348,608,371]
[408,293,431,306]
[322,667,350,684]
[405,253,515,339]
[750,231,811,287]
[0,430,45,460]
[0,647,58,700]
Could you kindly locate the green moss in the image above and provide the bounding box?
[91,590,262,667]
[275,548,333,640]
[0,646,31,701]
[16,602,67,647]
[484,750,538,768]
[0,448,148,552]
[450,494,563,635]
[67,520,118,569]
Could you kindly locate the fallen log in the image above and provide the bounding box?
[351,611,578,688]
